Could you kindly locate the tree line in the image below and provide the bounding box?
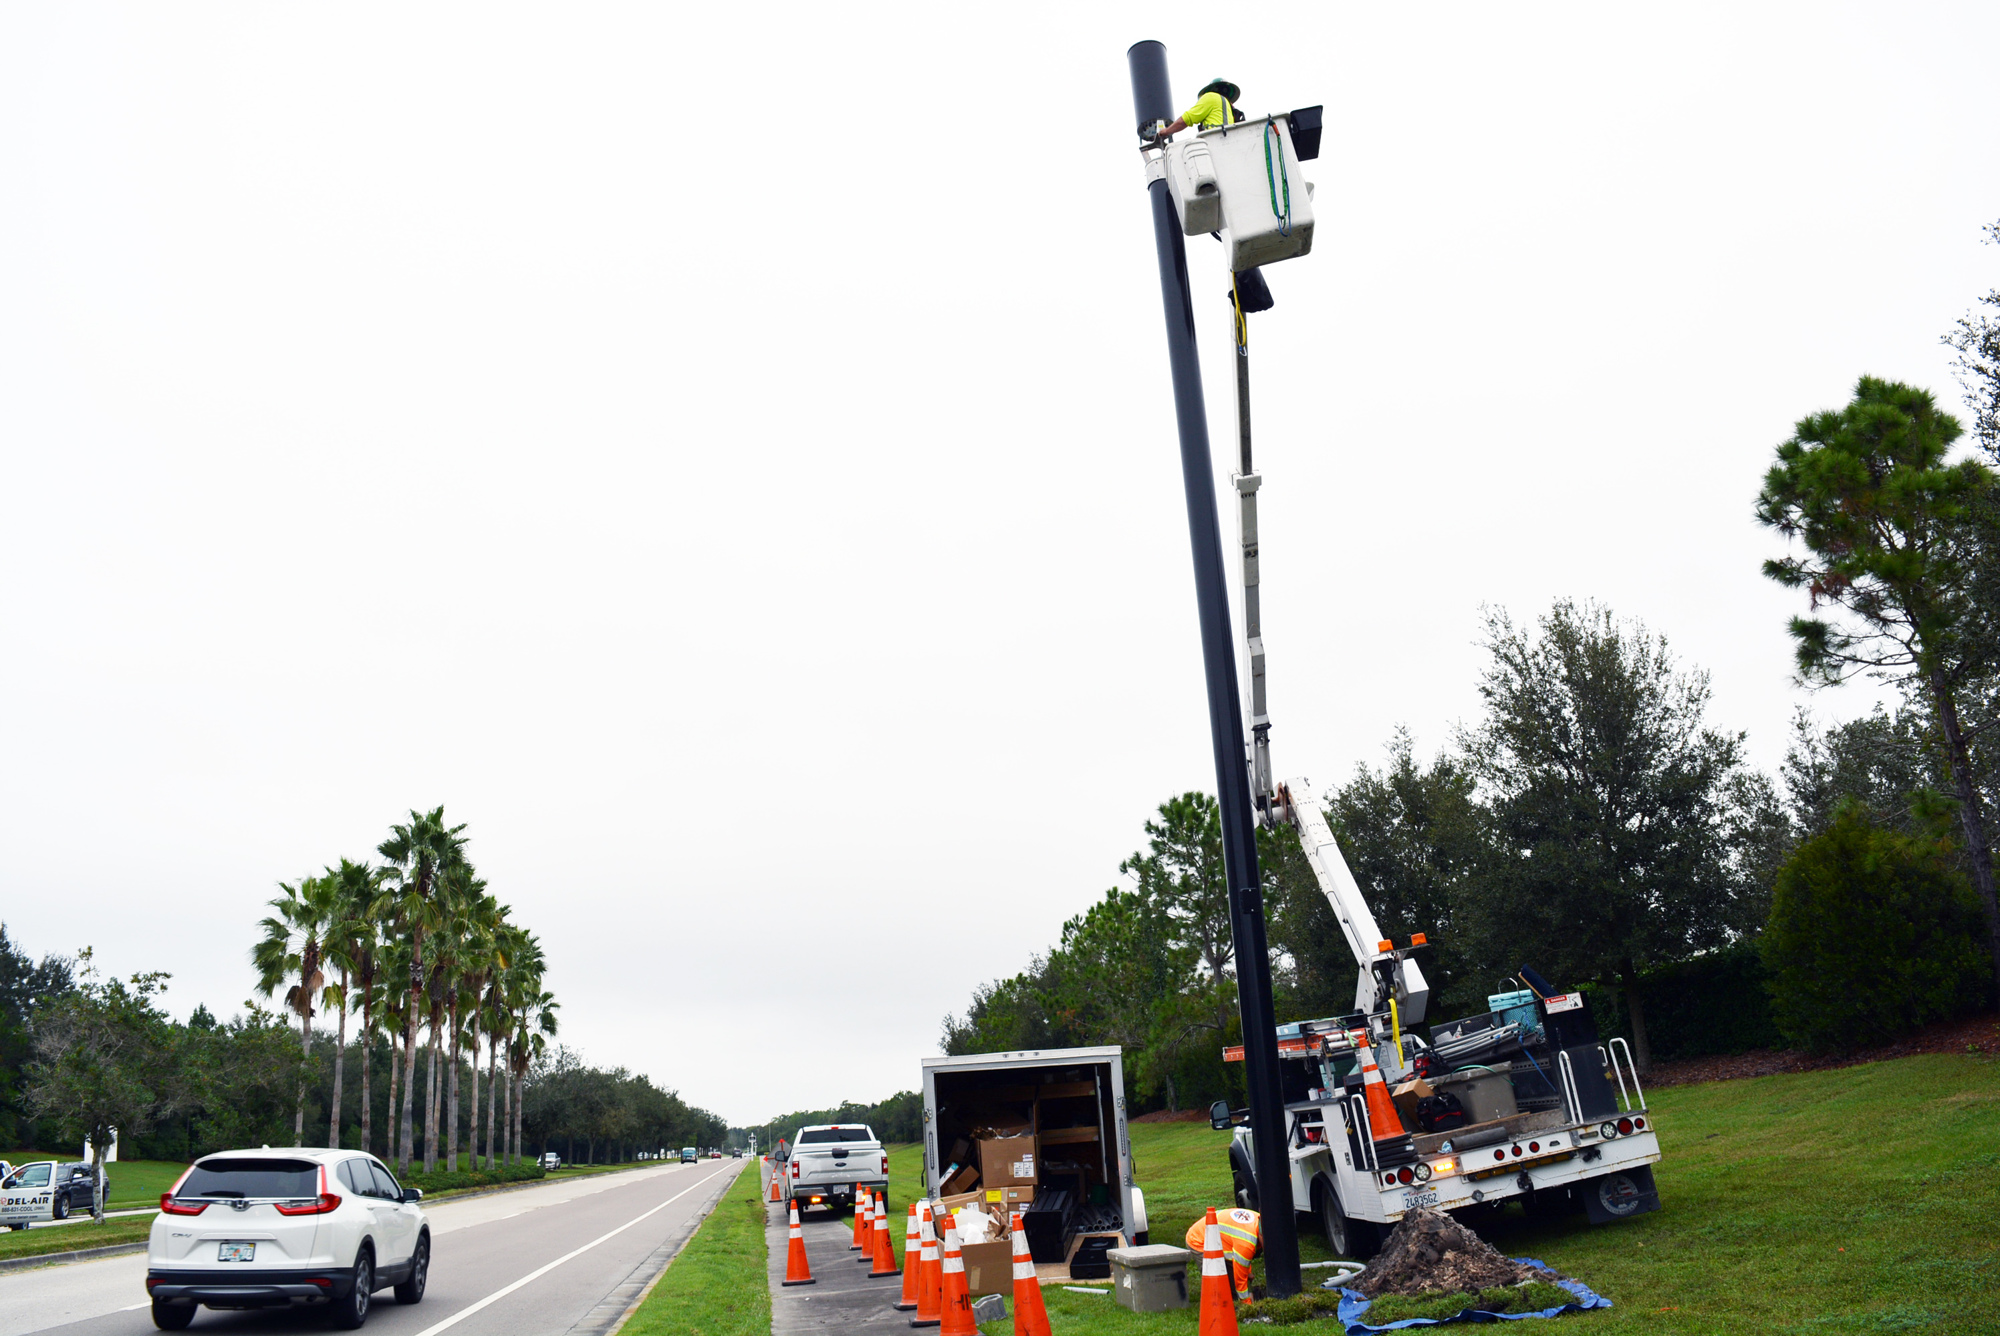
[936,224,2000,1111]
[2,806,723,1217]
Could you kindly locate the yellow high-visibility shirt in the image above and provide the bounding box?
[1182,91,1236,128]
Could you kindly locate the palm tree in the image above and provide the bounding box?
[451,895,506,1174]
[377,807,467,1172]
[252,873,338,1145]
[323,859,384,1152]
[507,950,557,1166]
[484,922,529,1168]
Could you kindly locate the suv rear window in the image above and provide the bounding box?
[179,1158,319,1199]
[798,1128,872,1144]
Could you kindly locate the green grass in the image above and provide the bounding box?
[621,1164,767,1336]
[0,1216,155,1261]
[1364,1281,1578,1323]
[3,1154,187,1211]
[945,1051,2000,1334]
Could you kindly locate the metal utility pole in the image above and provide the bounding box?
[1126,37,1299,1299]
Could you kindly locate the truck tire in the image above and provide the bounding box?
[1313,1180,1382,1261]
[1232,1170,1257,1212]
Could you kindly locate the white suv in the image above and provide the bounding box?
[145,1149,429,1330]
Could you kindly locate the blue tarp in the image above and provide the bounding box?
[1331,1259,1611,1333]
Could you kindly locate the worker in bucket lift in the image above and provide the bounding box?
[1153,77,1240,140]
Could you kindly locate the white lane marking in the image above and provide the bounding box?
[409,1164,737,1336]
[117,1304,147,1312]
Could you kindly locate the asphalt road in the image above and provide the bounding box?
[0,1159,743,1336]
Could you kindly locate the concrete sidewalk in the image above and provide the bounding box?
[762,1174,912,1334]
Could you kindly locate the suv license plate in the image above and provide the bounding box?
[218,1242,256,1263]
[1403,1189,1440,1211]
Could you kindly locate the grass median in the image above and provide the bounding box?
[620,1164,769,1336]
[0,1216,155,1262]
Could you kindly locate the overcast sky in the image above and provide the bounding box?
[3,4,1996,1127]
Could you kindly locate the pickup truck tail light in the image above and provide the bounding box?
[791,1160,800,1178]
[881,1156,889,1176]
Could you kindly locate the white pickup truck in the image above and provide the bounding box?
[779,1124,887,1216]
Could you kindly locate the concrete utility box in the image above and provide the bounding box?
[1176,113,1315,271]
[1108,1244,1191,1312]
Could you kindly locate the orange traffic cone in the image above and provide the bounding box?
[909,1204,941,1328]
[871,1189,900,1277]
[1009,1212,1052,1336]
[893,1201,922,1310]
[1198,1208,1240,1335]
[852,1188,872,1251]
[1357,1040,1408,1138]
[782,1201,816,1287]
[937,1215,978,1336]
[768,1161,782,1203]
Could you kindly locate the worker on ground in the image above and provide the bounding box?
[1155,77,1240,140]
[1185,1206,1261,1297]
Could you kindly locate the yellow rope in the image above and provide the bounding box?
[1231,271,1247,350]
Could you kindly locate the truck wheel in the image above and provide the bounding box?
[1232,1171,1257,1212]
[1314,1184,1353,1257]
[150,1300,196,1330]
[51,1195,68,1221]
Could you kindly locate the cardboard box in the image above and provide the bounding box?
[935,1190,984,1218]
[941,1164,980,1196]
[960,1240,1015,1297]
[1389,1078,1434,1127]
[985,1184,1036,1207]
[977,1134,1037,1187]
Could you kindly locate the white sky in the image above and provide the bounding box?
[3,4,1995,1126]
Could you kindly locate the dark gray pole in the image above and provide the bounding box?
[1127,38,1299,1299]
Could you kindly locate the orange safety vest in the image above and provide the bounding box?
[1184,1207,1261,1285]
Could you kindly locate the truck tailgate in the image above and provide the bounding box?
[792,1145,883,1184]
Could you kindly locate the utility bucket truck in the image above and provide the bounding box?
[1131,65,1664,1259]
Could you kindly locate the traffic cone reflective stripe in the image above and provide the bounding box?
[1198,1208,1239,1335]
[853,1188,871,1250]
[909,1205,941,1328]
[870,1189,900,1276]
[893,1201,922,1310]
[782,1202,816,1287]
[937,1216,978,1336]
[1009,1211,1051,1336]
[1358,1043,1409,1139]
[768,1161,781,1202]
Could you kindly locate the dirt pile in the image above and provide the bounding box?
[1351,1208,1556,1298]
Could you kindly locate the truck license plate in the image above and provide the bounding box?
[1403,1189,1439,1211]
[218,1242,255,1263]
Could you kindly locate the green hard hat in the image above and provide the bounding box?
[1198,77,1241,103]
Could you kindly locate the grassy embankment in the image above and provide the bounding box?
[965,1051,2000,1335]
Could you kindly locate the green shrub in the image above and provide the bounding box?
[1763,803,1989,1053]
[401,1162,545,1194]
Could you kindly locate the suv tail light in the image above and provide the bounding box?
[160,1194,209,1216]
[275,1193,342,1216]
[273,1167,342,1216]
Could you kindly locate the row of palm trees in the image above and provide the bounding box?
[252,807,558,1174]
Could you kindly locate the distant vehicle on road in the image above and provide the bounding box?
[56,1162,111,1215]
[679,1147,697,1163]
[729,1149,742,1159]
[783,1125,885,1216]
[707,1150,722,1159]
[539,1152,562,1170]
[2,1161,59,1229]
[147,1148,429,1330]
